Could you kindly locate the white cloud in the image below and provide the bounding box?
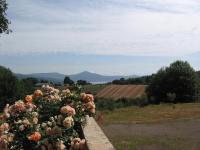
[1,0,200,56]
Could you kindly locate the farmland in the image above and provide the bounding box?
[101,103,200,150]
[96,84,146,100]
[82,84,107,95]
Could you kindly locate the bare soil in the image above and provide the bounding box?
[96,85,146,100]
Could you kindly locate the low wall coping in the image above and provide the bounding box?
[83,116,115,150]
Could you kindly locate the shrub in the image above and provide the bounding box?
[95,95,149,111]
[95,98,115,111]
[0,85,95,150]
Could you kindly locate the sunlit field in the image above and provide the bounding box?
[101,103,200,150]
[103,103,200,124]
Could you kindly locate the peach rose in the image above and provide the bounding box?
[60,105,75,116]
[33,117,38,124]
[86,94,94,102]
[63,116,73,128]
[86,102,95,109]
[22,118,30,127]
[34,90,43,98]
[81,93,94,102]
[26,103,37,112]
[80,93,87,101]
[14,101,25,111]
[71,138,86,150]
[25,95,33,103]
[90,108,95,114]
[0,123,9,131]
[0,136,8,150]
[28,132,41,142]
[7,133,14,142]
[62,89,71,96]
[2,104,10,119]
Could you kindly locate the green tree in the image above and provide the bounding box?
[0,0,11,34]
[0,66,18,108]
[146,68,168,103]
[197,71,200,78]
[21,78,38,94]
[0,67,37,109]
[63,76,74,85]
[147,60,199,103]
[166,61,198,102]
[77,80,90,85]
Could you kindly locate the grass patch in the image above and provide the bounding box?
[111,136,187,150]
[103,103,200,124]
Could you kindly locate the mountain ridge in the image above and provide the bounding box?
[15,71,138,84]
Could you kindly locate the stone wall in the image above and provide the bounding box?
[83,116,115,150]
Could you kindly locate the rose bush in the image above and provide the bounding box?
[0,85,95,150]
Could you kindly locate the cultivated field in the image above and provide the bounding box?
[82,84,107,95]
[96,84,146,100]
[100,103,200,150]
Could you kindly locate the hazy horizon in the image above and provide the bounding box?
[1,52,200,76]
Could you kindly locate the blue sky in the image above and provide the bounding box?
[0,0,200,75]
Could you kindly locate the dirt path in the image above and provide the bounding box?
[102,119,200,149]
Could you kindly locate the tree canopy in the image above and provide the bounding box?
[112,76,153,85]
[0,0,11,34]
[77,80,90,85]
[0,66,37,109]
[0,66,18,108]
[146,60,200,103]
[63,76,74,85]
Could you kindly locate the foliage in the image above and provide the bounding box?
[76,80,90,86]
[146,60,200,103]
[0,66,18,109]
[40,79,49,83]
[95,95,148,111]
[22,78,39,94]
[95,98,115,111]
[112,75,153,85]
[0,66,37,109]
[197,71,200,78]
[64,76,74,86]
[0,0,11,34]
[0,85,95,150]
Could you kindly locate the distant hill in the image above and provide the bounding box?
[15,71,138,84]
[69,71,137,83]
[16,72,66,83]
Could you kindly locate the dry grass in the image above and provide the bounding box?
[110,136,188,150]
[103,103,200,124]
